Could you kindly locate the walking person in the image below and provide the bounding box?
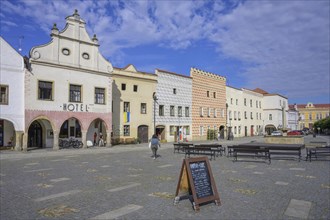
[150,134,160,159]
[99,132,104,146]
[93,132,97,146]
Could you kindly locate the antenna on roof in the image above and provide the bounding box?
[18,36,24,54]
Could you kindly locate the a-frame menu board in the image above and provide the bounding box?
[175,157,221,211]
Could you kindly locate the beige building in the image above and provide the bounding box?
[293,103,330,130]
[226,86,264,137]
[112,65,157,144]
[191,68,227,141]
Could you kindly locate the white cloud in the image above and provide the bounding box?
[1,0,329,101]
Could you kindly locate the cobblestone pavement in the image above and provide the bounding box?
[1,136,329,219]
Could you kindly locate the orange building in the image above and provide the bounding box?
[190,68,227,140]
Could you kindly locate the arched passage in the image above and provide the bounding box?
[265,124,276,135]
[0,119,15,148]
[87,118,107,146]
[27,119,53,149]
[59,117,82,139]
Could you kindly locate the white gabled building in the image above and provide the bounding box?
[0,37,25,150]
[155,69,192,142]
[253,88,288,134]
[226,86,263,138]
[25,10,113,151]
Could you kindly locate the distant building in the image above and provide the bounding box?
[226,86,263,137]
[190,68,226,141]
[253,88,288,135]
[112,65,157,144]
[292,103,330,130]
[25,10,113,150]
[155,69,192,142]
[287,104,299,131]
[0,37,25,150]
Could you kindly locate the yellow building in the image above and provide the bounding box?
[112,65,157,144]
[294,102,330,130]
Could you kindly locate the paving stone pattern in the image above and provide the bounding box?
[0,136,329,219]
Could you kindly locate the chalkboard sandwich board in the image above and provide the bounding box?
[174,157,221,211]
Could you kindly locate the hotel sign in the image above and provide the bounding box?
[63,103,89,112]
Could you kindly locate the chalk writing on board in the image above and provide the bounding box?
[189,161,213,199]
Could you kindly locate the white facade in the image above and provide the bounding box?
[263,95,288,134]
[0,37,25,150]
[287,105,299,131]
[226,86,263,137]
[25,10,113,151]
[155,69,192,142]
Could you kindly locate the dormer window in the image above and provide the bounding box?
[62,48,70,56]
[82,52,90,60]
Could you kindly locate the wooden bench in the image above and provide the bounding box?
[231,146,271,164]
[195,144,225,157]
[173,143,193,154]
[306,146,330,162]
[237,143,303,162]
[184,146,216,160]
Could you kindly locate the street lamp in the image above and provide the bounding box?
[153,92,158,135]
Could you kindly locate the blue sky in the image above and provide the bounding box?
[1,0,329,105]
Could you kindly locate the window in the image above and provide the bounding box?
[124,125,130,136]
[173,88,176,94]
[62,48,70,56]
[231,98,233,104]
[234,111,237,120]
[244,111,247,119]
[141,103,147,114]
[133,85,138,92]
[256,101,258,108]
[269,114,272,120]
[185,107,189,117]
[229,111,232,120]
[259,101,261,108]
[238,112,241,120]
[170,105,175,116]
[121,83,126,91]
[0,85,9,105]
[244,98,246,106]
[95,87,105,104]
[250,112,253,119]
[124,102,130,112]
[178,106,182,117]
[200,107,204,116]
[234,126,237,134]
[207,91,209,97]
[214,108,217,118]
[213,92,216,98]
[260,113,262,120]
[250,99,252,107]
[82,52,89,60]
[159,105,164,116]
[236,99,238,105]
[238,126,241,134]
[207,108,211,117]
[309,114,312,120]
[69,84,81,102]
[38,81,53,100]
[199,126,204,136]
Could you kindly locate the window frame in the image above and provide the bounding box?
[95,87,105,104]
[69,84,82,102]
[159,105,164,116]
[0,84,9,105]
[141,103,147,114]
[38,80,53,101]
